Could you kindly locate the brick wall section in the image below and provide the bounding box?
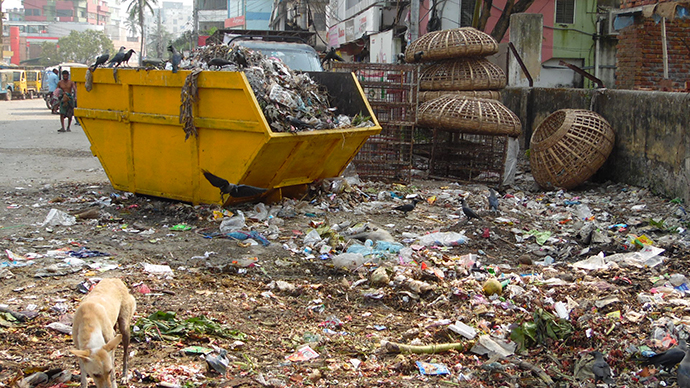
[615,1,690,90]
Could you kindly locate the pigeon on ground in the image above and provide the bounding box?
[488,189,499,212]
[202,170,268,202]
[107,46,127,67]
[168,45,181,73]
[591,351,615,385]
[638,339,687,370]
[393,199,420,214]
[461,198,481,220]
[91,51,109,71]
[679,346,690,388]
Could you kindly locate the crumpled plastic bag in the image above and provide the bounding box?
[418,231,466,246]
[41,209,76,227]
[220,211,246,233]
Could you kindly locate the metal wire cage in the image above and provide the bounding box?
[429,131,508,185]
[420,57,506,91]
[330,63,418,182]
[404,27,499,63]
[418,95,521,137]
[530,109,615,190]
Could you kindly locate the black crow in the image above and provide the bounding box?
[108,46,127,67]
[679,346,690,388]
[202,170,268,202]
[321,47,344,64]
[91,51,109,71]
[638,339,687,370]
[168,45,181,73]
[122,49,135,66]
[393,199,420,214]
[461,198,481,220]
[208,58,232,69]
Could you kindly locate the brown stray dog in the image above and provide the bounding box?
[70,278,136,388]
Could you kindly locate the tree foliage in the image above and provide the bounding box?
[477,0,536,42]
[127,0,158,65]
[170,31,195,52]
[39,42,60,66]
[57,30,115,64]
[147,23,173,59]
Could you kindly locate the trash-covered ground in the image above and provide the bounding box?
[1,167,690,388]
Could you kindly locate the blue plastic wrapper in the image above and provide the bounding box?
[416,361,450,376]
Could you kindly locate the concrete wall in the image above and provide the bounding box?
[502,87,690,202]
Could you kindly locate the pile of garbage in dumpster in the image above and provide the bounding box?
[175,45,374,134]
[1,171,690,387]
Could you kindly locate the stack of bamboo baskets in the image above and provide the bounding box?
[406,27,521,137]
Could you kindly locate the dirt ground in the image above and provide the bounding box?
[2,101,690,388]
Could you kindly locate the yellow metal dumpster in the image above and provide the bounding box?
[72,68,381,205]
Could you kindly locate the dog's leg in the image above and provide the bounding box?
[118,298,135,384]
[78,359,88,388]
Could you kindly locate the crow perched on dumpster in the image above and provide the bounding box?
[168,45,181,73]
[637,339,687,370]
[461,198,481,220]
[679,347,690,388]
[208,58,232,69]
[393,199,420,215]
[321,47,344,65]
[590,351,615,385]
[108,46,127,67]
[488,188,499,212]
[91,51,109,71]
[122,49,135,67]
[202,170,268,202]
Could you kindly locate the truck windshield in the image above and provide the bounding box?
[233,41,323,72]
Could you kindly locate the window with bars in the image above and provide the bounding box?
[555,0,575,24]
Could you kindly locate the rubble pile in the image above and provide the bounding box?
[1,172,690,387]
[177,44,373,133]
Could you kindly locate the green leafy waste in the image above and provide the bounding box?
[133,311,247,341]
[510,307,573,352]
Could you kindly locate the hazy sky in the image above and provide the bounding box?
[2,0,194,10]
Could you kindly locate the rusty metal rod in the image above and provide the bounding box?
[508,42,533,87]
[558,60,605,88]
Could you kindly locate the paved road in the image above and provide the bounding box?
[0,98,107,187]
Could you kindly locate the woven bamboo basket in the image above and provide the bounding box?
[418,96,521,137]
[530,109,615,190]
[404,28,499,63]
[419,90,501,103]
[420,58,506,91]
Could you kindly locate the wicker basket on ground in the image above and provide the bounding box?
[420,57,506,91]
[418,95,521,137]
[530,109,615,190]
[404,28,499,63]
[418,90,501,103]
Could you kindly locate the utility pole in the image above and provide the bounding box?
[410,0,419,41]
[0,0,4,55]
[192,0,198,48]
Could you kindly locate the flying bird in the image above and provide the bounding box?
[91,51,109,71]
[122,49,135,67]
[488,189,499,212]
[679,346,690,388]
[168,45,181,73]
[637,339,687,370]
[202,170,268,202]
[461,198,481,220]
[108,46,127,67]
[208,57,232,69]
[590,351,615,385]
[393,199,420,215]
[321,47,344,64]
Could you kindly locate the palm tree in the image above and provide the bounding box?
[127,0,158,65]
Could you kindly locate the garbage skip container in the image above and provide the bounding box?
[72,68,381,205]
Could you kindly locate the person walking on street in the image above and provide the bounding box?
[46,69,59,94]
[57,71,76,133]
